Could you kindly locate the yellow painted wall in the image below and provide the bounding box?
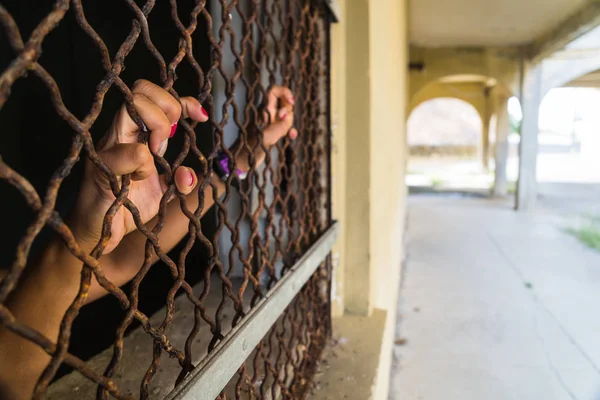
[334,0,408,317]
[409,46,521,101]
[368,1,408,398]
[343,0,373,315]
[329,0,408,396]
[333,0,408,394]
[369,0,408,311]
[330,0,347,317]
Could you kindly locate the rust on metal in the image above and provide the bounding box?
[0,0,332,398]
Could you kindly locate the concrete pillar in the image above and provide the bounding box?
[342,0,408,319]
[516,63,542,211]
[481,120,491,171]
[493,96,510,197]
[481,88,492,170]
[344,0,372,315]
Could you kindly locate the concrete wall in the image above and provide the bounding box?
[369,0,408,313]
[332,0,408,315]
[369,1,408,396]
[343,0,373,315]
[324,0,408,398]
[331,0,408,318]
[329,0,347,317]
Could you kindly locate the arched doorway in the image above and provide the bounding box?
[406,97,489,192]
[407,74,517,196]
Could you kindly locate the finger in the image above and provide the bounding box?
[263,111,295,147]
[131,80,183,153]
[132,80,182,124]
[180,97,209,122]
[268,86,294,107]
[265,86,294,123]
[99,143,155,181]
[289,128,298,140]
[108,93,172,155]
[279,109,294,128]
[164,166,197,196]
[278,107,290,120]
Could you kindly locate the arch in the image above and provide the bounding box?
[409,79,488,123]
[408,75,514,125]
[541,55,600,98]
[408,75,517,174]
[409,47,520,101]
[407,97,482,148]
[541,26,600,97]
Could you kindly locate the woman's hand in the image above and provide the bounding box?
[69,81,295,255]
[262,85,297,145]
[70,80,208,254]
[232,86,297,172]
[88,83,297,298]
[0,81,297,400]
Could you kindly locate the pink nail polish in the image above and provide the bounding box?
[201,107,208,117]
[290,96,295,104]
[170,122,178,138]
[188,169,195,186]
[281,113,288,120]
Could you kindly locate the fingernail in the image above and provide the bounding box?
[157,139,168,157]
[170,122,178,138]
[281,112,288,120]
[201,106,208,117]
[188,169,195,186]
[290,96,295,104]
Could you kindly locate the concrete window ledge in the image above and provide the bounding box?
[313,309,389,400]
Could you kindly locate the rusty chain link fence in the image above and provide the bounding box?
[0,0,336,398]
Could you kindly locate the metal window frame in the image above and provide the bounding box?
[324,0,341,23]
[166,221,340,400]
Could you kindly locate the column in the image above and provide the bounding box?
[516,63,542,211]
[493,96,510,196]
[481,87,492,170]
[344,0,372,315]
[481,116,491,171]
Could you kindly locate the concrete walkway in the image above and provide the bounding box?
[390,195,600,400]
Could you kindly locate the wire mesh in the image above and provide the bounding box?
[0,0,332,398]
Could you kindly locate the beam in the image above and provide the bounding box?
[529,1,600,63]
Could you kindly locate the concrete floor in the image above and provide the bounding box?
[390,195,600,400]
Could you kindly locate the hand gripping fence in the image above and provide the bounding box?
[0,0,339,398]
